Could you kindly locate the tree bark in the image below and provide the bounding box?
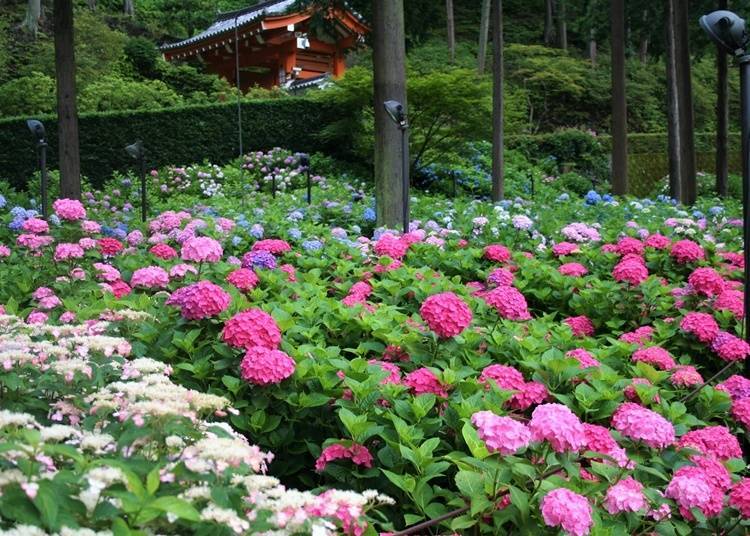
[24,0,42,38]
[665,0,696,204]
[491,0,504,202]
[557,0,567,50]
[124,0,135,17]
[588,29,597,66]
[716,0,729,197]
[611,0,627,195]
[638,10,649,63]
[446,0,455,63]
[372,0,407,229]
[54,0,81,200]
[87,0,97,10]
[478,0,491,74]
[544,0,554,45]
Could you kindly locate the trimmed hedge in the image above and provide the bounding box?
[0,98,338,189]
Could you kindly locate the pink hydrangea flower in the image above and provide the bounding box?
[614,237,645,256]
[169,263,198,279]
[540,488,593,536]
[419,292,472,338]
[367,360,401,384]
[97,238,123,257]
[688,267,726,297]
[226,268,259,292]
[717,375,750,400]
[78,237,96,250]
[564,315,594,337]
[508,381,549,411]
[481,286,532,321]
[239,346,295,385]
[26,311,48,324]
[59,311,76,323]
[679,312,719,343]
[280,263,296,282]
[677,426,742,460]
[150,243,178,260]
[181,236,223,263]
[81,220,101,234]
[604,477,647,514]
[315,442,373,472]
[53,198,86,221]
[53,243,85,262]
[480,364,525,391]
[566,348,600,369]
[670,240,705,264]
[0,244,10,257]
[623,377,659,404]
[222,309,281,350]
[712,331,750,361]
[403,367,449,398]
[631,346,676,370]
[484,244,511,262]
[715,289,744,319]
[729,478,750,518]
[666,466,724,520]
[670,366,703,388]
[582,424,631,468]
[619,326,654,346]
[166,281,231,320]
[22,218,49,234]
[731,397,750,428]
[487,267,514,286]
[373,234,409,259]
[613,258,648,285]
[529,403,586,452]
[644,233,671,249]
[552,242,580,257]
[558,263,588,277]
[130,266,169,289]
[471,411,531,455]
[252,238,292,256]
[611,402,675,449]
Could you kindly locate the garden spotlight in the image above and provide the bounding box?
[383,100,410,235]
[26,119,48,218]
[701,10,750,368]
[125,141,148,222]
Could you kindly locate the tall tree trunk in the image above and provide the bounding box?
[611,0,627,195]
[557,0,567,50]
[544,0,554,45]
[24,0,42,38]
[372,0,407,229]
[716,0,729,197]
[54,0,81,200]
[446,0,455,63]
[491,0,504,202]
[124,0,135,17]
[665,0,696,204]
[638,10,649,63]
[478,0,491,74]
[588,29,597,66]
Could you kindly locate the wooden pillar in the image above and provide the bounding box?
[333,49,346,77]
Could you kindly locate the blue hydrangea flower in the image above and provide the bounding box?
[602,194,614,202]
[101,225,115,236]
[8,218,24,231]
[231,236,242,246]
[288,210,304,222]
[363,207,376,222]
[692,210,704,219]
[10,206,26,219]
[709,206,724,216]
[302,239,323,251]
[557,193,570,202]
[0,195,6,209]
[585,191,602,205]
[246,250,276,270]
[288,228,302,240]
[250,224,264,239]
[113,229,127,239]
[49,214,61,226]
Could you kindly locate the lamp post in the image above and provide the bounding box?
[700,10,750,369]
[26,119,48,218]
[383,100,410,235]
[125,141,147,222]
[300,153,312,204]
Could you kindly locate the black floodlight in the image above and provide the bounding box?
[384,100,407,129]
[26,119,46,143]
[125,141,148,222]
[125,140,144,160]
[26,119,48,218]
[700,11,749,56]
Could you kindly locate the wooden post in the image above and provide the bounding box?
[373,0,407,230]
[446,0,455,63]
[544,0,554,45]
[54,0,81,200]
[611,0,627,195]
[557,0,567,50]
[478,0,491,74]
[491,0,504,202]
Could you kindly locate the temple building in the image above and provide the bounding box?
[161,0,368,91]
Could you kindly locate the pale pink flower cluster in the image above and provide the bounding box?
[715,289,744,319]
[17,234,53,251]
[471,411,531,455]
[419,292,472,338]
[368,360,401,384]
[22,217,49,234]
[169,263,197,279]
[479,364,548,410]
[93,263,121,283]
[540,488,593,536]
[611,402,675,449]
[529,403,586,452]
[343,281,373,307]
[53,198,87,221]
[130,266,170,289]
[666,462,728,520]
[181,236,223,263]
[604,477,647,514]
[81,220,101,234]
[315,442,373,472]
[54,243,85,262]
[561,223,601,243]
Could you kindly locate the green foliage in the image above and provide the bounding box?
[78,75,184,112]
[0,98,337,188]
[124,36,160,78]
[0,71,56,117]
[156,62,235,102]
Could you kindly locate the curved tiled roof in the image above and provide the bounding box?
[161,0,365,52]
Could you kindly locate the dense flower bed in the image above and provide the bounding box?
[1,160,750,534]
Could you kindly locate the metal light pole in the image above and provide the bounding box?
[384,100,410,235]
[300,153,312,204]
[26,119,48,218]
[700,10,750,371]
[125,141,147,222]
